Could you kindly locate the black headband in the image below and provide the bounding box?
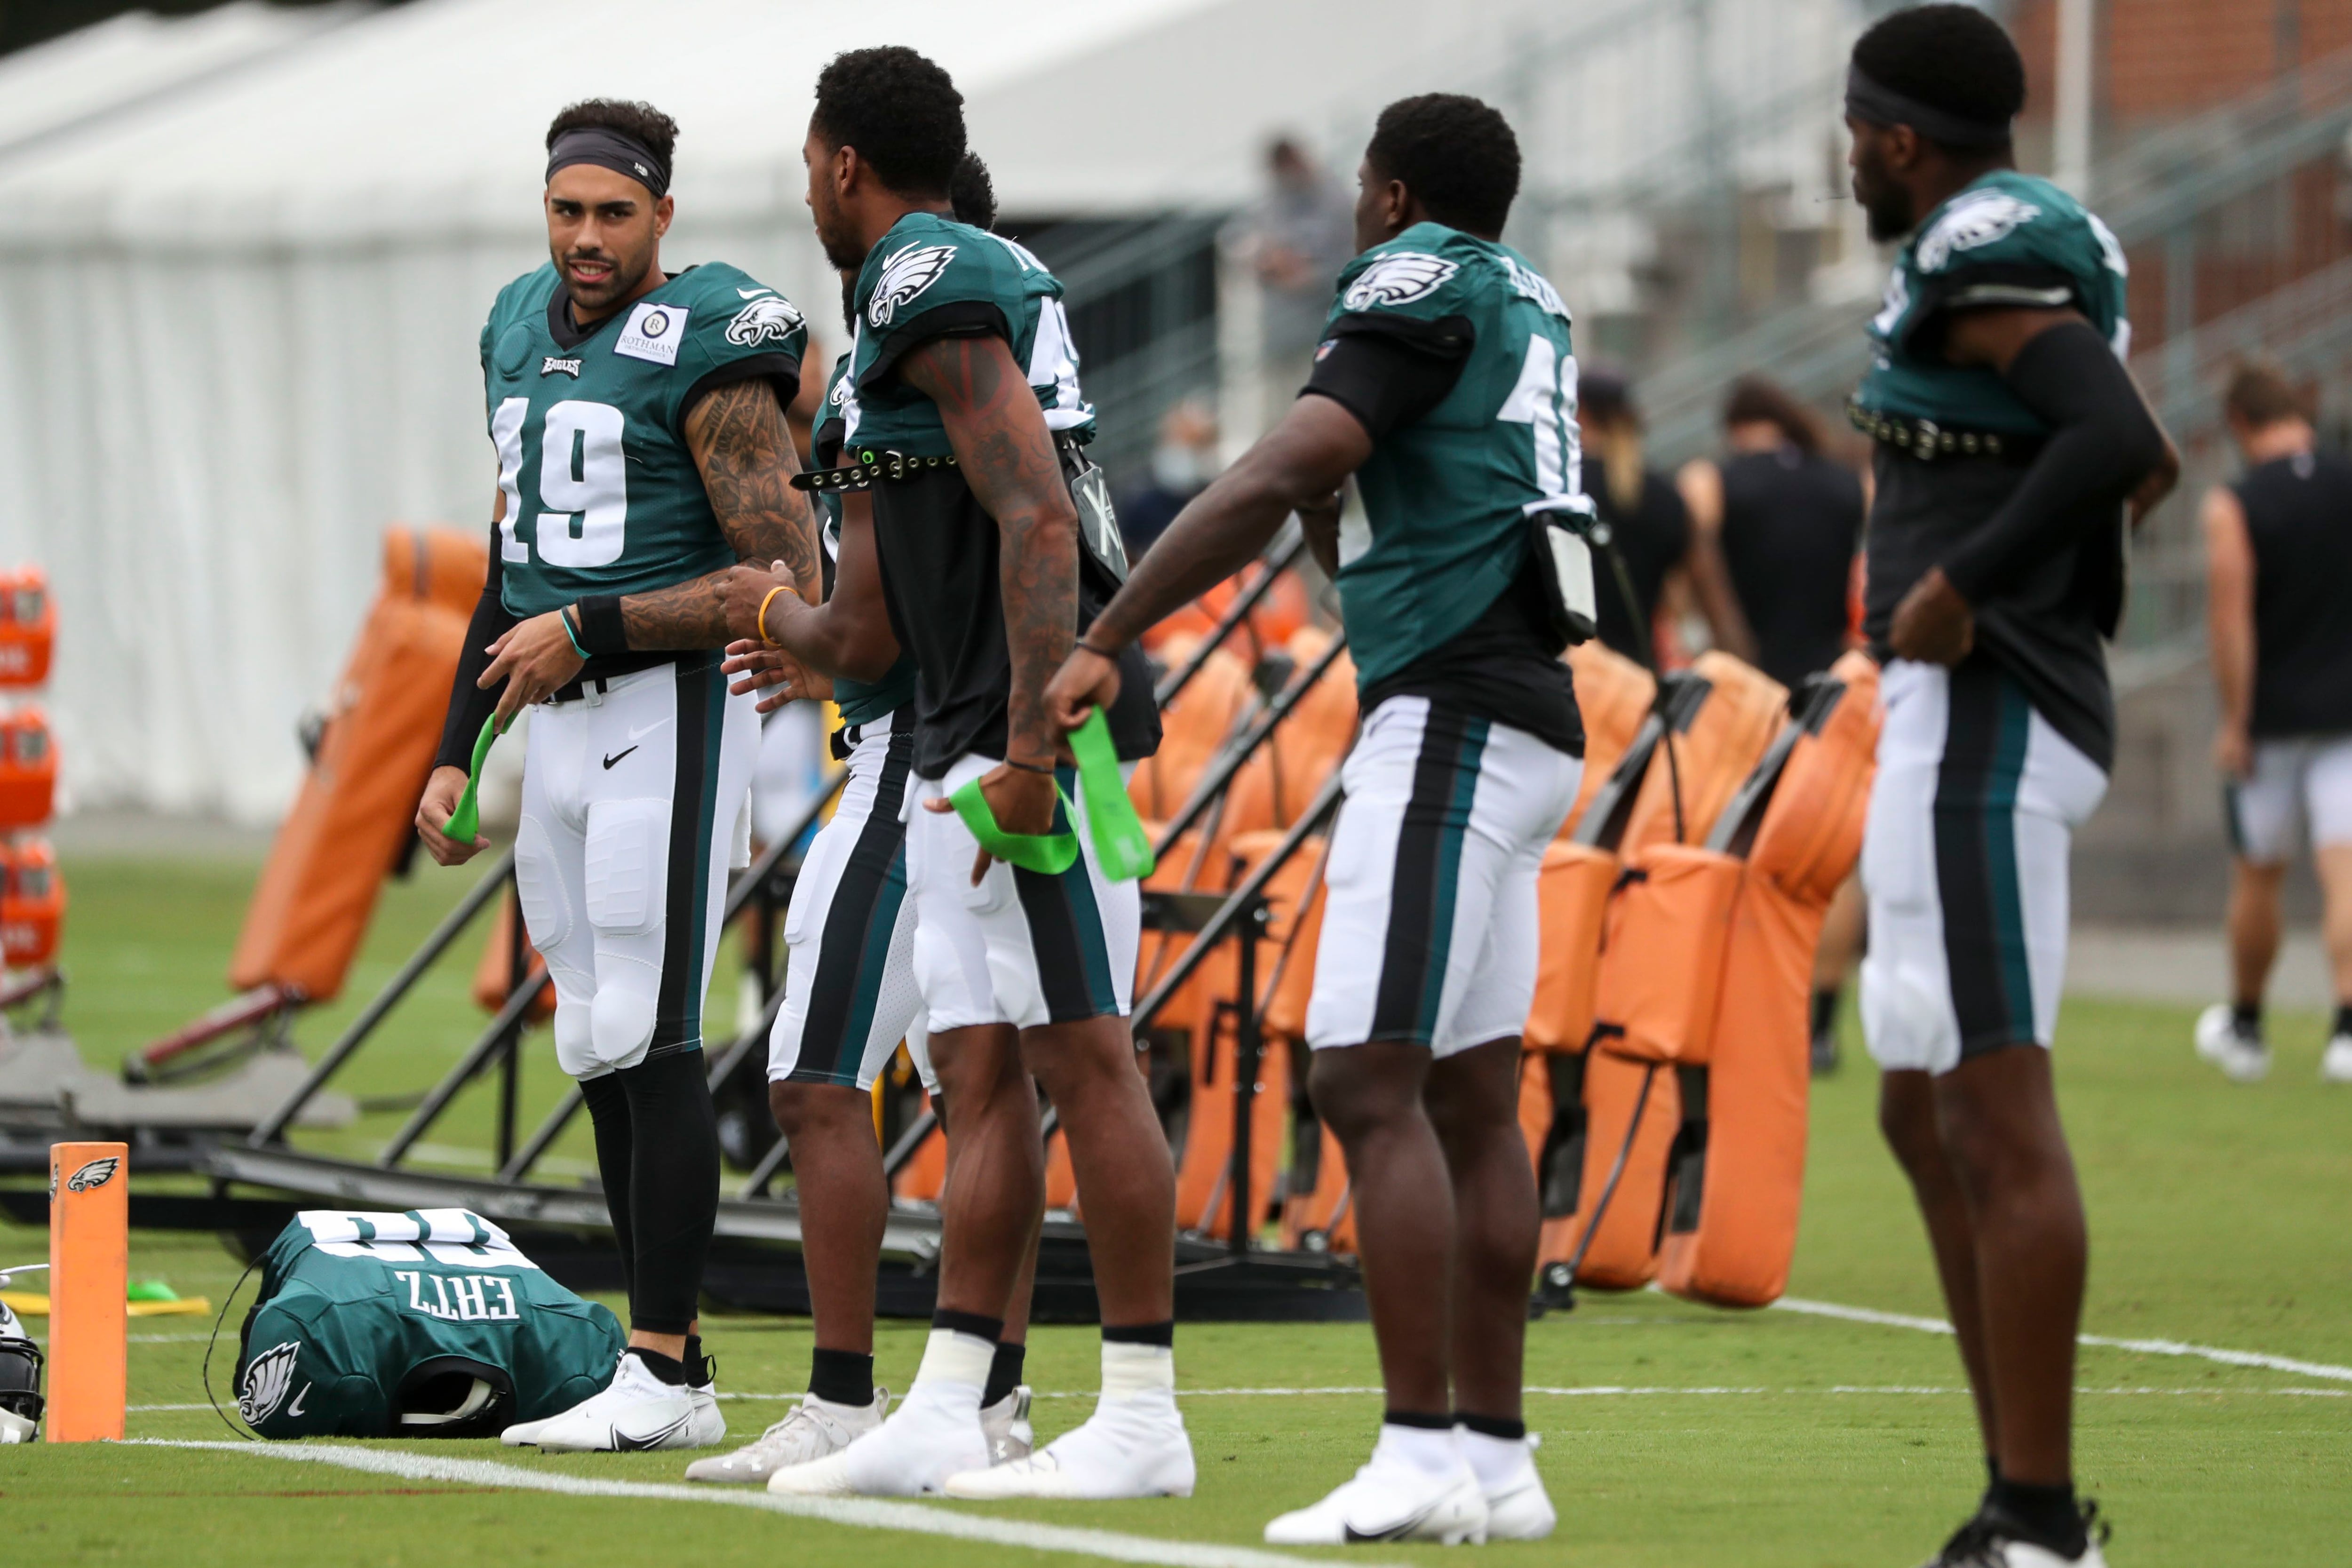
[546,126,670,198]
[1845,64,2012,151]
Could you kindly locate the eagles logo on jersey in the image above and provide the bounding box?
[867,242,958,328]
[1342,252,1460,311]
[725,293,804,347]
[238,1340,303,1425]
[1915,189,2041,274]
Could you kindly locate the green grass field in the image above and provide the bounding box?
[5,852,2350,1566]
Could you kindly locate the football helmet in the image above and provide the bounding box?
[0,1297,42,1442]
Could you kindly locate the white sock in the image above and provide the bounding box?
[1100,1339,1176,1403]
[1458,1427,1530,1489]
[909,1329,993,1402]
[1374,1421,1462,1479]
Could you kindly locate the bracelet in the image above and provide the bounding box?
[757,584,799,646]
[558,605,590,660]
[1003,756,1058,776]
[1075,636,1121,662]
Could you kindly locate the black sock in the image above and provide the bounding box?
[1988,1477,2085,1557]
[1810,987,1840,1039]
[2233,1000,2264,1037]
[684,1333,708,1385]
[2333,1003,2352,1038]
[808,1347,874,1407]
[629,1345,688,1386]
[1454,1411,1526,1441]
[983,1342,1025,1407]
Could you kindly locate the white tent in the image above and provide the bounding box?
[0,0,1837,821]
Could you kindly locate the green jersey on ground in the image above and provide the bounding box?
[1322,222,1586,687]
[480,262,808,616]
[846,211,1093,457]
[234,1209,624,1440]
[1855,170,2129,436]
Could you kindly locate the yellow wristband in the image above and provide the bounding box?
[756,584,799,646]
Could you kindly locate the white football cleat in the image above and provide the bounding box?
[767,1380,987,1496]
[2320,1035,2352,1083]
[684,1388,887,1483]
[1263,1451,1489,1545]
[2193,1003,2269,1082]
[503,1349,723,1453]
[980,1385,1033,1466]
[1474,1433,1557,1541]
[943,1387,1194,1500]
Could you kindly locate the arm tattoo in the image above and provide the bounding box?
[618,377,820,651]
[902,336,1078,762]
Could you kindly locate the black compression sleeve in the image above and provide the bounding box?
[1301,314,1473,440]
[433,530,517,772]
[1938,320,2166,604]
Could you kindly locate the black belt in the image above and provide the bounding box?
[547,653,706,704]
[792,432,1090,493]
[1847,400,2042,465]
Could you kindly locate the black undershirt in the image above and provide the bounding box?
[1303,329,1583,757]
[2234,450,2352,738]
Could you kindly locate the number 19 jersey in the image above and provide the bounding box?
[479,262,808,617]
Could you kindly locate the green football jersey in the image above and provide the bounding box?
[234,1209,624,1440]
[480,262,808,616]
[1321,223,1586,687]
[1855,170,2129,437]
[846,211,1093,457]
[813,350,915,724]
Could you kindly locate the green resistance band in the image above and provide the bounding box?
[949,710,1155,881]
[445,714,503,846]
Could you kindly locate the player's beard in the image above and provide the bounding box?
[561,245,651,313]
[1851,141,1915,244]
[811,189,866,273]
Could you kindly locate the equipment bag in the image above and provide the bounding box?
[233,1209,623,1439]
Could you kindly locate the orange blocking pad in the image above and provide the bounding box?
[1538,1049,1679,1290]
[1658,874,1823,1308]
[1524,841,1619,1053]
[1589,844,1744,1066]
[46,1142,127,1441]
[229,526,482,1003]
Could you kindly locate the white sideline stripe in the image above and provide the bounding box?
[127,1440,1383,1568]
[136,1385,2346,1416]
[1773,1296,2352,1383]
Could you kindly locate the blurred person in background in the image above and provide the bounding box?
[1579,366,1746,666]
[1117,398,1220,560]
[1232,136,1356,430]
[1677,375,1868,1073]
[2195,360,2352,1085]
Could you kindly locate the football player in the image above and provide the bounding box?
[730,47,1186,1502]
[1049,94,1582,1544]
[1842,8,2174,1564]
[687,152,1041,1488]
[414,98,821,1452]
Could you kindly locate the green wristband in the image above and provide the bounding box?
[445,713,503,845]
[947,711,1156,881]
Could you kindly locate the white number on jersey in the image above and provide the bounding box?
[1027,297,1089,432]
[1497,334,1585,509]
[490,398,631,569]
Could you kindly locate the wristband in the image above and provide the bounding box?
[1075,635,1122,662]
[575,594,628,657]
[757,584,799,646]
[558,605,590,660]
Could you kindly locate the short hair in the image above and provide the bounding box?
[950,152,996,231]
[811,47,964,198]
[545,99,678,166]
[2224,359,2310,428]
[1723,376,1824,454]
[1578,365,1637,430]
[1851,5,2026,149]
[1364,94,1520,237]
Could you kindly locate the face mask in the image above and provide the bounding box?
[1152,444,1208,493]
